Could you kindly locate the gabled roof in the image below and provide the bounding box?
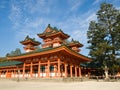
[37,24,70,39]
[20,35,40,46]
[7,45,90,62]
[68,39,83,47]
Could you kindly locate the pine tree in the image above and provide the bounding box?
[87,2,120,74]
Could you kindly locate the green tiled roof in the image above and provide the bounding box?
[37,24,69,38]
[22,46,53,56]
[8,46,54,57]
[0,61,23,67]
[67,38,83,47]
[7,45,90,61]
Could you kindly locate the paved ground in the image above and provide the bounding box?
[0,79,120,90]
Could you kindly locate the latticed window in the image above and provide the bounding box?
[41,66,45,72]
[50,65,54,72]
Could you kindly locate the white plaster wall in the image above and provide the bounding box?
[1,74,6,78]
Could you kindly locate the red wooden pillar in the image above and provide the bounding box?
[13,69,16,78]
[47,60,50,77]
[30,61,33,78]
[38,61,41,78]
[23,63,25,78]
[54,65,57,78]
[58,58,61,77]
[75,66,77,77]
[79,67,82,77]
[45,66,47,77]
[70,65,73,78]
[6,70,8,78]
[0,71,1,78]
[64,63,67,78]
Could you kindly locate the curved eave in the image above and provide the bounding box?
[58,31,70,39]
[20,40,40,46]
[62,46,90,62]
[68,43,83,47]
[7,46,90,62]
[37,33,45,38]
[37,32,69,39]
[48,32,69,39]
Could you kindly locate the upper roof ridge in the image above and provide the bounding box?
[37,24,69,39]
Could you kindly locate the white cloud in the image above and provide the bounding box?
[13,17,50,42]
[92,0,100,5]
[68,11,96,37]
[8,3,23,29]
[22,0,51,14]
[65,11,96,55]
[8,0,55,29]
[67,0,84,13]
[70,0,82,12]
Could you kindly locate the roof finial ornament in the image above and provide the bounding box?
[48,24,51,27]
[71,38,74,42]
[25,35,30,40]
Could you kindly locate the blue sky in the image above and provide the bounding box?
[0,0,120,57]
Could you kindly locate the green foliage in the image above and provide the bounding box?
[87,2,120,74]
[6,48,21,57]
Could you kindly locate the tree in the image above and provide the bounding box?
[115,14,120,54]
[87,2,120,75]
[6,48,21,57]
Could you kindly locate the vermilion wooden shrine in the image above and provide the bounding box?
[0,24,90,78]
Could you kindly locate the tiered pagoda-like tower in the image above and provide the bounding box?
[20,35,40,52]
[0,24,90,79]
[37,24,70,48]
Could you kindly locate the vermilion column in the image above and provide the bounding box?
[6,70,8,78]
[30,61,33,78]
[54,65,57,78]
[23,63,25,78]
[70,65,73,78]
[13,69,16,78]
[58,58,61,77]
[64,63,67,78]
[79,67,82,77]
[38,61,41,78]
[75,66,77,77]
[0,71,1,78]
[47,60,50,77]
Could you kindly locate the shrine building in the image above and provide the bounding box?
[0,24,90,78]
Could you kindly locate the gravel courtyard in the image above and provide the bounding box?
[0,79,120,90]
